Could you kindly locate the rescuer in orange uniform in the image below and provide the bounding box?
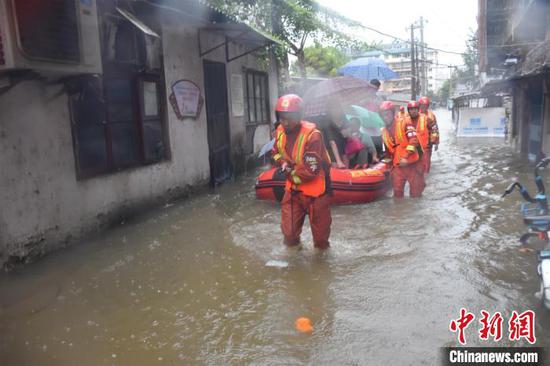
[379,101,424,198]
[272,94,332,249]
[397,105,406,119]
[418,96,440,173]
[406,100,431,174]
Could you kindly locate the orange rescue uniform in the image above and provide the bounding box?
[418,109,439,173]
[272,121,332,249]
[381,115,425,198]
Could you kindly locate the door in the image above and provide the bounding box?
[203,60,233,186]
[528,80,543,163]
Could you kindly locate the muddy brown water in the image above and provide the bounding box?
[1,110,549,365]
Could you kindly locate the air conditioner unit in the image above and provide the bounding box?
[0,0,102,75]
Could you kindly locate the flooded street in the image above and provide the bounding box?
[1,109,548,365]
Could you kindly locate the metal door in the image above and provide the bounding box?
[528,80,543,163]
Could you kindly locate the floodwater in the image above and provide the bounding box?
[1,109,549,365]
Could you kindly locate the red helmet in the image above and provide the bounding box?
[276,94,303,113]
[407,101,420,109]
[379,101,394,111]
[399,106,405,112]
[419,96,430,106]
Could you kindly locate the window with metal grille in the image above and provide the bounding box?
[244,70,270,155]
[69,2,169,179]
[13,0,80,63]
[70,73,169,179]
[245,70,270,125]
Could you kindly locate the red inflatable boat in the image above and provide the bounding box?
[255,162,391,205]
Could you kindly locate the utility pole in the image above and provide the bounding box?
[414,42,424,95]
[410,24,416,100]
[419,17,428,96]
[448,66,454,101]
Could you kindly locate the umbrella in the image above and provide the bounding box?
[338,57,398,81]
[303,76,378,116]
[258,138,275,157]
[346,105,384,129]
[345,105,383,137]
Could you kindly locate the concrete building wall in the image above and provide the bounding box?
[166,24,277,170]
[0,21,277,267]
[0,79,201,266]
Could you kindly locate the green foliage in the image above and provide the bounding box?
[290,43,349,77]
[203,0,367,78]
[425,89,436,101]
[436,30,479,102]
[436,72,458,103]
[457,29,479,88]
[437,79,451,103]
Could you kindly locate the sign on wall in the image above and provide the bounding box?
[231,74,244,117]
[169,80,203,120]
[457,107,506,137]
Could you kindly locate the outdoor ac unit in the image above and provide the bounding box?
[0,0,102,75]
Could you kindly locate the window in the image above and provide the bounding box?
[69,3,169,179]
[245,70,270,125]
[244,70,270,155]
[139,78,166,162]
[70,83,109,176]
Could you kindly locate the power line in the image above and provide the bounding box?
[363,44,465,68]
[344,24,468,66]
[314,2,471,56]
[351,22,467,56]
[424,59,465,68]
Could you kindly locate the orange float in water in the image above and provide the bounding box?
[255,162,391,205]
[295,317,313,333]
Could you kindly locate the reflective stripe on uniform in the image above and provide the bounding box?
[290,171,302,185]
[274,122,327,197]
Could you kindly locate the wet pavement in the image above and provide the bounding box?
[1,109,549,365]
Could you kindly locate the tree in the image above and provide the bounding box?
[437,79,451,104]
[435,30,478,103]
[205,0,366,91]
[425,89,436,102]
[436,71,458,104]
[456,29,479,89]
[290,43,349,77]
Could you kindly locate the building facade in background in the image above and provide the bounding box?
[478,0,550,162]
[361,42,440,96]
[0,0,278,267]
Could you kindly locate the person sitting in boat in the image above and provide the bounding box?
[342,130,367,169]
[320,101,349,169]
[341,118,379,168]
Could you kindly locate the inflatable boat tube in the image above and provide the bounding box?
[255,162,391,205]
